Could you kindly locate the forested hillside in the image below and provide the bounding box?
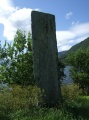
[59,37,89,62]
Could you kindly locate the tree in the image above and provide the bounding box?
[0,29,34,86]
[66,48,89,95]
[0,29,65,87]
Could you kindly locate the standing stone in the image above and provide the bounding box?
[31,11,61,106]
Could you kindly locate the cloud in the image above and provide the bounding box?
[0,0,15,22]
[56,23,89,52]
[0,0,40,40]
[58,45,71,52]
[71,23,89,36]
[4,8,33,40]
[72,21,79,26]
[66,12,73,19]
[0,0,13,10]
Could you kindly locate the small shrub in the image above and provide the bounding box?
[0,85,42,120]
[61,84,82,108]
[61,84,89,119]
[61,84,82,102]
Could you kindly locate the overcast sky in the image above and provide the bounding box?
[0,0,89,52]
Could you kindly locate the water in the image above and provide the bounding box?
[62,66,73,84]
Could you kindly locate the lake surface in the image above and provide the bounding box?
[62,66,73,84]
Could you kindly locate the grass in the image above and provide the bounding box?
[79,96,89,100]
[0,84,89,120]
[8,108,87,120]
[73,95,89,119]
[61,84,89,119]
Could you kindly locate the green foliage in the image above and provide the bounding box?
[61,84,89,119]
[68,37,89,53]
[0,85,42,120]
[61,84,82,103]
[7,107,88,120]
[78,96,89,108]
[0,29,65,86]
[0,84,88,120]
[66,48,89,95]
[0,29,34,85]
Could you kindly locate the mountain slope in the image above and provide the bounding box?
[68,37,89,53]
[59,37,89,61]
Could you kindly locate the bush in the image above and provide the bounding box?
[62,84,81,100]
[0,85,42,120]
[61,84,89,119]
[61,84,82,106]
[0,84,88,120]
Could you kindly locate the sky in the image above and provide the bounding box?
[0,0,89,52]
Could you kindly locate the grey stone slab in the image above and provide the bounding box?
[31,11,61,106]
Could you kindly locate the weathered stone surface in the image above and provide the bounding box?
[31,11,61,106]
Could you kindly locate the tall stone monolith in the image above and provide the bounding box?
[31,11,61,106]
